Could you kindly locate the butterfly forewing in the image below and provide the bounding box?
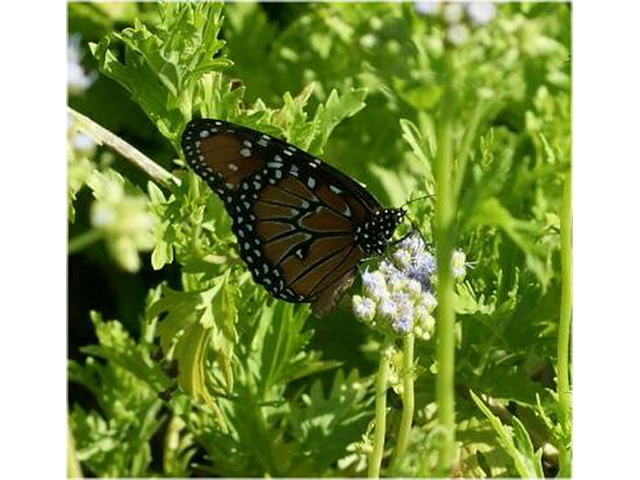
[181,118,401,315]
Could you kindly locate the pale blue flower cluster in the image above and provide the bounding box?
[353,235,433,337]
[353,234,467,337]
[68,35,96,93]
[414,2,498,46]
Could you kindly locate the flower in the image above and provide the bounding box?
[415,1,498,32]
[393,248,411,269]
[414,1,441,16]
[442,3,465,24]
[352,296,376,322]
[379,298,397,319]
[352,233,469,336]
[452,250,467,280]
[466,2,497,26]
[362,269,388,301]
[446,24,470,46]
[68,35,96,93]
[72,132,95,151]
[421,291,438,312]
[392,316,413,334]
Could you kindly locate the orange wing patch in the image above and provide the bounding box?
[279,236,353,284]
[253,201,299,220]
[277,177,319,201]
[259,184,310,209]
[200,133,263,188]
[283,242,355,297]
[309,245,365,297]
[256,221,295,241]
[298,206,354,233]
[315,184,355,219]
[263,232,311,265]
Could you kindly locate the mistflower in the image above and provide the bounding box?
[466,2,497,26]
[352,234,438,337]
[362,270,388,301]
[72,132,95,151]
[392,315,413,334]
[67,35,96,93]
[379,298,397,319]
[422,290,438,312]
[352,296,376,322]
[452,250,467,280]
[414,1,440,16]
[352,233,467,338]
[442,3,465,24]
[446,23,470,46]
[415,1,498,41]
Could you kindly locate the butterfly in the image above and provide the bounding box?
[181,119,405,316]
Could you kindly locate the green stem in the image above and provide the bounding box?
[368,336,394,478]
[163,414,185,476]
[434,51,457,477]
[67,416,83,478]
[68,229,104,254]
[453,103,486,202]
[557,166,572,476]
[391,334,415,469]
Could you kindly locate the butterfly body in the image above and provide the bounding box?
[181,119,404,315]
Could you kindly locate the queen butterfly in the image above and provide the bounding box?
[181,119,405,316]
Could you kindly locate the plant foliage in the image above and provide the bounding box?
[68,1,571,477]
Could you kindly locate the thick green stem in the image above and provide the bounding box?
[368,336,393,478]
[67,417,83,478]
[391,334,415,468]
[557,166,572,475]
[163,414,185,476]
[434,52,457,477]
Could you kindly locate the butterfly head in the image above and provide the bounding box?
[357,208,406,255]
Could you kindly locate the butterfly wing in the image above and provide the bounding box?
[181,119,385,314]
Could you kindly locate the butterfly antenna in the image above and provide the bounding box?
[400,193,436,209]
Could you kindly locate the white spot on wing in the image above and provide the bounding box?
[240,148,251,157]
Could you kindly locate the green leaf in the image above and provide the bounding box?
[400,118,431,165]
[469,198,551,288]
[68,312,166,477]
[308,88,367,155]
[288,370,374,474]
[249,302,339,398]
[470,391,544,478]
[150,272,238,406]
[90,1,231,147]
